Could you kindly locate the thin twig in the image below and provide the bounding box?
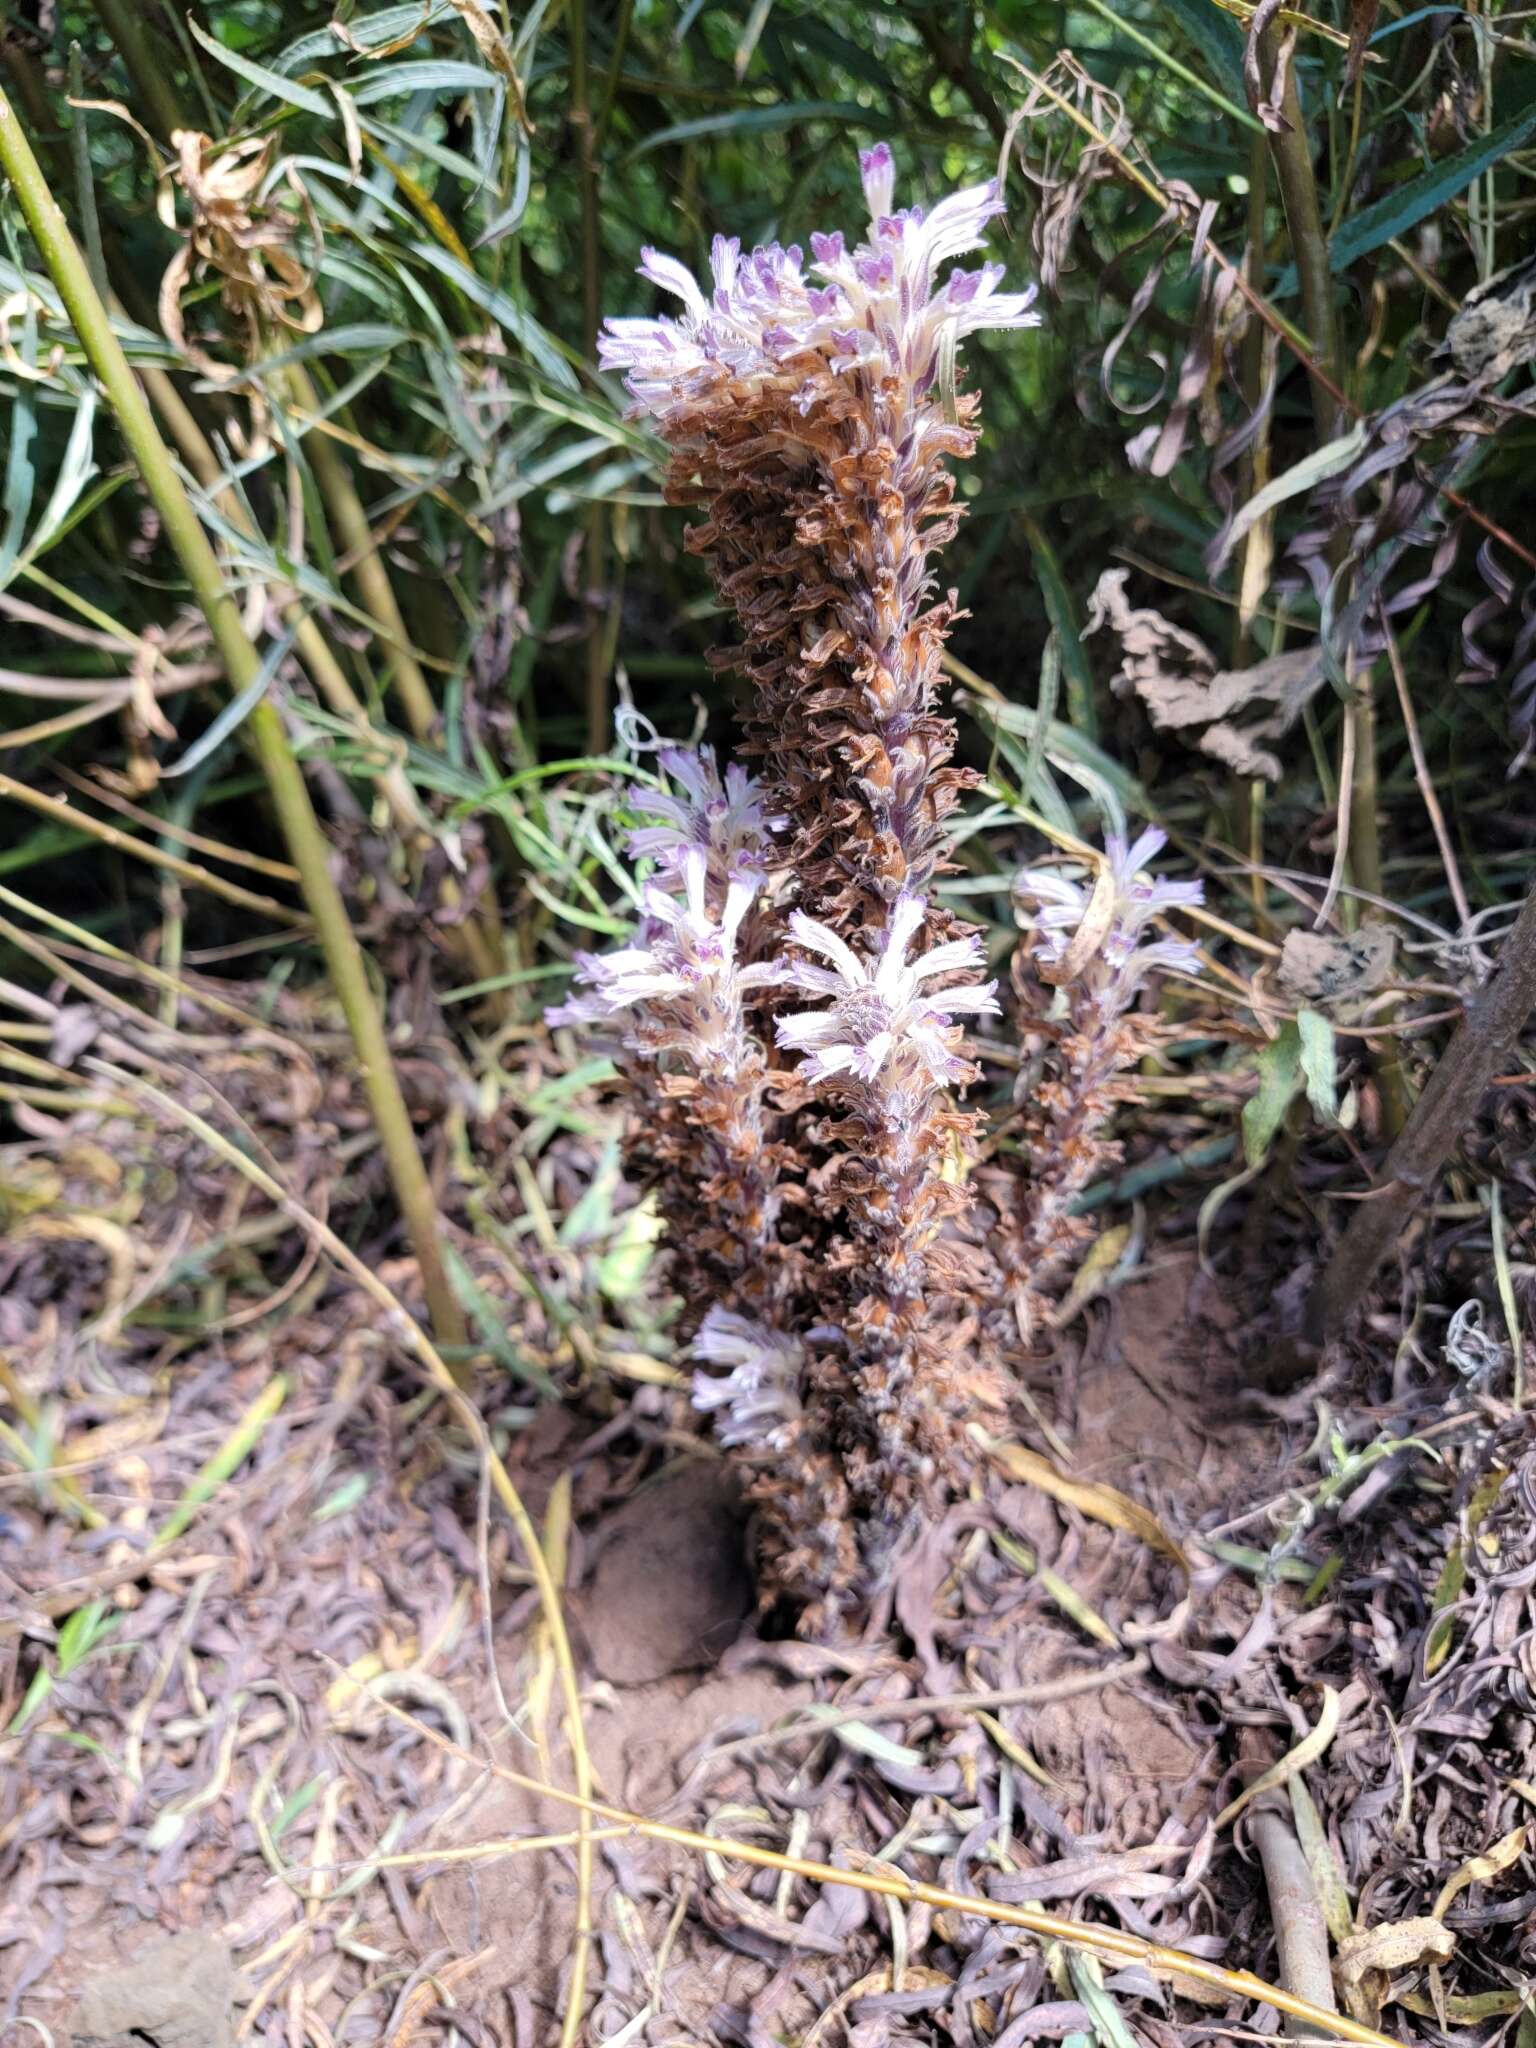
[0,771,308,925]
[1306,879,1536,1343]
[1379,619,1472,935]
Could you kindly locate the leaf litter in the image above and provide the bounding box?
[3,1003,1536,2046]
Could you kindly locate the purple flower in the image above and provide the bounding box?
[597,145,1039,413]
[1015,827,1203,994]
[690,1306,804,1451]
[626,745,784,885]
[776,894,998,1089]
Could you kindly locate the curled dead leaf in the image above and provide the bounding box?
[976,1429,1190,1573]
[1215,1685,1341,1829]
[1337,1916,1456,2027]
[1087,569,1325,780]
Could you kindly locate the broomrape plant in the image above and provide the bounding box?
[554,149,1196,1629]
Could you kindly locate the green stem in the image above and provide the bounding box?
[1257,27,1342,442]
[91,0,185,143]
[569,0,611,753]
[282,365,442,745]
[0,86,469,1360]
[280,369,507,991]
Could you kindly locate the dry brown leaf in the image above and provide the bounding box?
[1337,1917,1456,2027]
[1037,858,1118,986]
[1431,1823,1529,1921]
[803,1965,953,2048]
[978,1431,1190,1572]
[1346,0,1381,82]
[1446,252,1536,382]
[443,0,534,134]
[1280,925,1398,1004]
[1087,568,1325,780]
[1050,1222,1134,1328]
[1215,1686,1341,1828]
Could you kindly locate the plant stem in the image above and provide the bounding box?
[1306,880,1536,1345]
[0,86,469,1360]
[91,0,185,142]
[569,0,612,753]
[138,360,431,840]
[1250,1806,1338,2041]
[1256,28,1400,1127]
[1257,28,1341,443]
[283,366,442,745]
[279,367,508,993]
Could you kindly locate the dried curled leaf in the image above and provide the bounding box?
[1337,1917,1457,2027]
[1431,1824,1529,1921]
[1215,1684,1341,1828]
[1279,925,1398,1004]
[1444,251,1536,383]
[978,1429,1190,1572]
[1087,569,1325,779]
[158,129,323,411]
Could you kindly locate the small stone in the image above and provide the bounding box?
[70,1930,245,2048]
[579,1461,752,1685]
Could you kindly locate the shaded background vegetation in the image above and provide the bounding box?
[0,0,1532,1344]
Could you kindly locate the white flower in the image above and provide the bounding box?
[626,744,783,882]
[546,848,774,1037]
[690,1306,804,1450]
[1015,827,1203,991]
[598,145,1039,413]
[775,894,998,1089]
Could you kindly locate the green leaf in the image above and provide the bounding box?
[407,239,578,389]
[799,1703,929,1771]
[350,59,502,103]
[1274,106,1536,295]
[313,1473,372,1522]
[444,1244,557,1395]
[162,619,300,779]
[186,13,333,114]
[1298,1007,1339,1124]
[1242,1022,1303,1169]
[1021,515,1097,739]
[23,388,97,567]
[0,297,39,592]
[596,1194,663,1302]
[1212,426,1368,570]
[625,100,867,160]
[273,2,456,71]
[1160,0,1247,98]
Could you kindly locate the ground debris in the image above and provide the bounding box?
[68,1931,245,2048]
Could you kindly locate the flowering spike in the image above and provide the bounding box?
[1005,829,1204,1333]
[582,155,1044,1621]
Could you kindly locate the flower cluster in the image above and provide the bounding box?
[560,148,1051,1623]
[625,743,784,891]
[690,1306,805,1451]
[601,147,1037,412]
[777,894,998,1088]
[549,751,791,1327]
[600,142,1038,925]
[1005,828,1204,1330]
[1016,827,1203,1001]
